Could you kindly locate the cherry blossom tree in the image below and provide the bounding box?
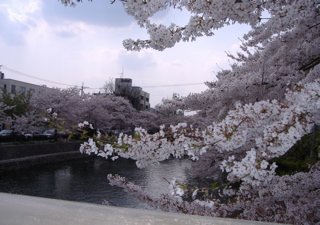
[29,87,160,134]
[10,111,40,133]
[29,86,84,128]
[80,93,139,133]
[155,93,186,116]
[132,0,320,120]
[60,0,320,223]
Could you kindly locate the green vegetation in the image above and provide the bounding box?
[271,125,320,176]
[0,88,32,118]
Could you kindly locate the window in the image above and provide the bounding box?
[121,79,131,83]
[11,85,16,94]
[20,86,26,94]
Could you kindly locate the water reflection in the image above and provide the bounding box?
[143,159,191,197]
[54,167,72,199]
[0,156,192,209]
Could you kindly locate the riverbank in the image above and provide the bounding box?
[0,141,84,172]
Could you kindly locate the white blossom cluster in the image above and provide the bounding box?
[118,0,318,51]
[81,78,320,182]
[168,177,185,199]
[107,160,320,222]
[45,108,58,118]
[78,121,94,129]
[154,0,320,122]
[107,173,227,217]
[59,0,77,7]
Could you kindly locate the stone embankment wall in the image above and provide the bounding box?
[0,142,83,172]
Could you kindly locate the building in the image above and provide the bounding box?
[132,86,150,110]
[0,71,43,97]
[114,78,132,95]
[115,78,150,110]
[0,72,45,130]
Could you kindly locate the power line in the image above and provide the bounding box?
[142,83,204,88]
[1,66,79,87]
[87,83,205,90]
[1,66,206,90]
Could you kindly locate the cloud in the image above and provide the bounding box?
[53,24,83,39]
[42,0,134,28]
[0,5,29,45]
[117,50,157,71]
[55,29,77,39]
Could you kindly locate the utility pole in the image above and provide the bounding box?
[81,82,84,96]
[80,83,89,96]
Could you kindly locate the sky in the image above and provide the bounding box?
[0,0,250,107]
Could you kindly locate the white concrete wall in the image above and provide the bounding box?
[0,193,280,225]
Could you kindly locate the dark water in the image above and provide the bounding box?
[0,156,192,209]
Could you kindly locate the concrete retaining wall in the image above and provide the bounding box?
[0,142,83,172]
[0,193,279,225]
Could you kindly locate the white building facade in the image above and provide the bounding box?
[0,71,43,97]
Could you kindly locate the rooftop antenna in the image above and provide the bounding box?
[119,68,124,78]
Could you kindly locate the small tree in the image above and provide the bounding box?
[101,78,115,94]
[0,102,13,129]
[0,88,32,118]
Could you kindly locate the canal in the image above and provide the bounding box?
[0,156,193,209]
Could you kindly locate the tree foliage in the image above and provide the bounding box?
[29,86,160,133]
[0,88,32,118]
[0,102,13,127]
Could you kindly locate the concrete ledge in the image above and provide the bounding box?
[0,142,83,172]
[0,151,82,172]
[0,142,81,160]
[0,193,279,225]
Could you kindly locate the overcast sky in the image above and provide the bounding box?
[0,0,250,107]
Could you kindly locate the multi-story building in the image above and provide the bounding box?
[0,72,45,130]
[0,72,42,97]
[132,86,150,110]
[115,78,150,110]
